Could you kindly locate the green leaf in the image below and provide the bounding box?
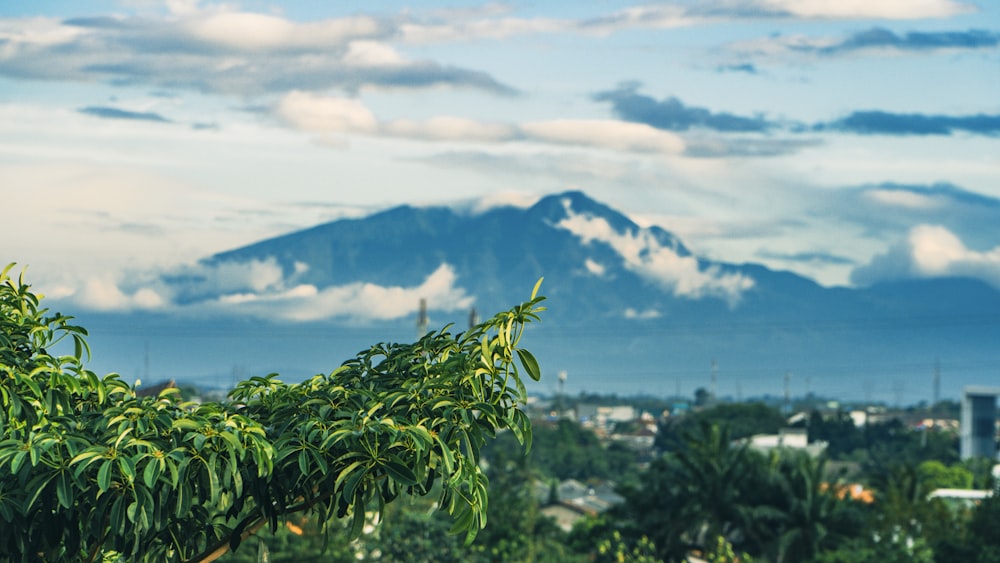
[384,458,418,486]
[143,459,162,488]
[97,459,113,492]
[56,470,73,509]
[349,493,367,538]
[118,456,136,483]
[516,349,541,381]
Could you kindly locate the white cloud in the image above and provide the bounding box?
[852,225,1000,288]
[865,189,939,210]
[556,201,754,303]
[400,16,568,44]
[383,116,517,142]
[273,94,685,154]
[206,262,473,322]
[182,11,381,51]
[521,120,685,154]
[60,258,473,323]
[275,91,378,133]
[342,40,406,66]
[75,277,166,312]
[584,258,606,276]
[762,0,974,19]
[0,10,512,96]
[624,307,662,319]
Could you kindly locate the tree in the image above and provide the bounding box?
[765,453,864,562]
[614,421,768,561]
[0,265,545,562]
[656,402,785,452]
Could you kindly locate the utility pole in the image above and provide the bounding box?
[783,371,792,413]
[557,371,567,416]
[417,298,428,338]
[933,358,941,408]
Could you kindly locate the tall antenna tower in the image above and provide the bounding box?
[710,359,718,400]
[417,298,428,337]
[469,307,478,330]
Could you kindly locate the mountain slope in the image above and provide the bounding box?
[77,190,1000,402]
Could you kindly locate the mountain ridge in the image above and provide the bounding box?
[72,190,1000,402]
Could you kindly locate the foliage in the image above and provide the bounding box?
[616,421,875,562]
[216,518,354,562]
[360,501,467,563]
[0,264,545,562]
[762,453,865,562]
[917,460,973,490]
[656,402,785,451]
[703,535,753,563]
[594,531,658,563]
[484,418,638,482]
[612,422,769,561]
[806,410,960,466]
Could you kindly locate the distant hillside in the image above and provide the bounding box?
[76,191,1000,402]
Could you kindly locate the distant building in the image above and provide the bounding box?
[745,428,827,457]
[961,386,1000,460]
[576,404,636,427]
[535,479,624,531]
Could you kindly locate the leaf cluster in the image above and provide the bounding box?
[0,265,545,562]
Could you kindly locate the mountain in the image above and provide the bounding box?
[77,191,1000,403]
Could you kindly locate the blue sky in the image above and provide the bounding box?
[2,0,999,315]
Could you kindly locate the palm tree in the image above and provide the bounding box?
[768,453,861,562]
[671,421,765,555]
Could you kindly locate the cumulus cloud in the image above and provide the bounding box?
[0,9,516,96]
[851,225,1000,289]
[274,91,378,134]
[2,0,970,101]
[555,200,754,304]
[62,257,473,322]
[211,263,473,322]
[75,277,167,312]
[748,0,974,19]
[829,182,1000,242]
[395,1,975,46]
[273,92,685,154]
